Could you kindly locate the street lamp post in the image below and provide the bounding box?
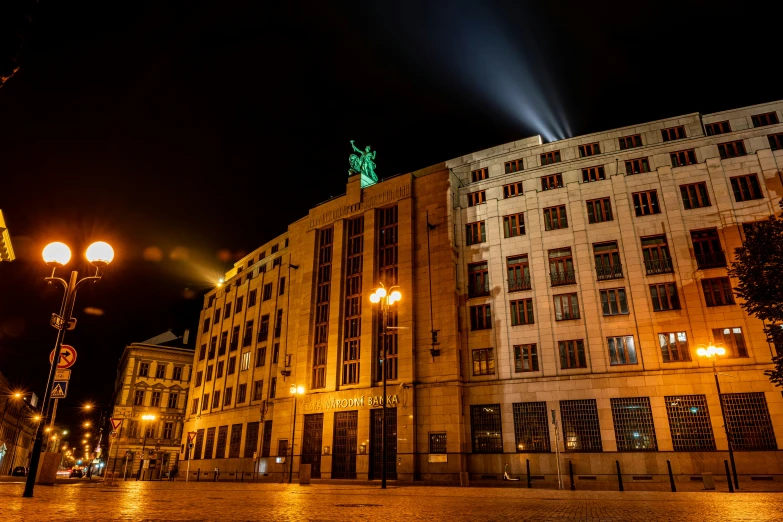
[288,385,305,484]
[137,414,156,481]
[23,241,114,498]
[697,344,740,490]
[369,283,401,490]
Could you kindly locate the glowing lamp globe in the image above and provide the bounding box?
[43,242,72,267]
[390,290,402,303]
[375,287,387,298]
[86,241,114,267]
[369,293,380,304]
[297,385,305,395]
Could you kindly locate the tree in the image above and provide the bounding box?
[729,199,783,387]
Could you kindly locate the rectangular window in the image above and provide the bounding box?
[134,390,145,406]
[553,293,580,321]
[253,380,264,401]
[263,283,273,301]
[256,347,266,368]
[258,314,269,342]
[342,215,363,385]
[145,424,155,439]
[167,392,178,409]
[513,402,550,452]
[661,126,686,141]
[510,299,534,326]
[248,289,257,307]
[730,174,763,202]
[378,206,399,382]
[665,395,715,451]
[279,277,286,295]
[618,134,642,149]
[582,166,605,183]
[471,167,488,182]
[465,221,486,245]
[611,397,657,451]
[680,182,711,209]
[202,318,210,333]
[507,254,531,292]
[467,190,486,207]
[214,308,221,323]
[472,348,495,376]
[224,388,232,406]
[718,140,746,159]
[469,304,492,330]
[261,420,273,458]
[195,371,202,387]
[691,228,725,269]
[549,247,575,286]
[215,425,229,458]
[502,182,523,198]
[241,351,251,370]
[236,296,244,313]
[205,365,213,381]
[216,360,224,378]
[578,142,601,157]
[270,377,276,398]
[705,120,731,136]
[659,332,690,362]
[212,391,221,409]
[272,343,279,364]
[191,398,199,414]
[541,173,563,191]
[173,366,183,381]
[560,399,602,452]
[540,150,561,165]
[594,241,622,280]
[559,340,586,369]
[199,344,206,361]
[712,327,748,358]
[274,309,283,337]
[312,228,333,389]
[642,235,673,275]
[504,159,523,173]
[139,362,149,377]
[586,197,612,224]
[625,157,650,175]
[768,133,783,151]
[650,283,680,311]
[722,392,778,450]
[229,424,242,458]
[202,427,216,459]
[271,244,279,254]
[752,111,779,127]
[224,304,232,319]
[670,149,697,167]
[632,190,661,216]
[155,364,165,379]
[514,344,538,372]
[503,213,525,237]
[193,429,205,459]
[702,278,734,307]
[470,404,503,453]
[467,262,489,298]
[600,288,629,315]
[608,336,637,365]
[219,331,227,355]
[237,384,247,404]
[230,325,240,350]
[243,320,254,347]
[429,433,447,454]
[244,422,260,458]
[202,394,208,412]
[543,205,568,230]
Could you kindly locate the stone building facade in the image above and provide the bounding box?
[181,100,783,483]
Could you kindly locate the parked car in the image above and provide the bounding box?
[69,469,83,478]
[11,467,26,476]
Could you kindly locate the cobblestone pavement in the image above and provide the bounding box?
[2,481,782,521]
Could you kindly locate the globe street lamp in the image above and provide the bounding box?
[369,283,401,489]
[288,385,305,484]
[697,344,739,490]
[137,414,156,481]
[23,241,114,498]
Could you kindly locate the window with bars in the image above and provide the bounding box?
[513,402,550,452]
[469,304,492,330]
[467,190,486,207]
[582,166,605,183]
[559,340,586,369]
[702,277,735,306]
[712,327,748,358]
[378,206,399,381]
[650,283,680,311]
[680,182,711,209]
[244,421,260,458]
[730,174,763,202]
[514,344,538,372]
[549,247,575,286]
[619,134,643,149]
[705,121,731,136]
[611,397,657,451]
[470,404,503,453]
[586,197,613,224]
[507,254,531,291]
[600,288,629,315]
[468,262,489,298]
[659,332,690,362]
[343,216,364,385]
[503,213,525,237]
[579,142,601,157]
[718,140,746,159]
[671,149,698,167]
[752,111,779,127]
[722,393,777,450]
[632,190,661,216]
[510,298,534,326]
[540,150,561,165]
[560,399,602,452]
[503,182,523,198]
[691,228,726,269]
[594,241,623,280]
[769,133,783,151]
[661,126,686,141]
[625,157,650,175]
[472,348,495,376]
[471,168,488,182]
[253,380,264,400]
[541,173,563,191]
[504,159,524,173]
[554,293,580,321]
[543,205,568,230]
[608,336,637,365]
[229,424,242,458]
[312,227,333,389]
[465,221,486,245]
[429,432,447,454]
[204,428,216,459]
[665,395,715,451]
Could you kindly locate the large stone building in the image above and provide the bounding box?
[0,371,38,473]
[181,100,783,484]
[108,334,192,479]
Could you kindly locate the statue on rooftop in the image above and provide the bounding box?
[348,140,378,188]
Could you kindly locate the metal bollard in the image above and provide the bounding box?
[724,460,734,493]
[615,460,624,492]
[667,460,676,492]
[526,459,531,489]
[568,460,575,491]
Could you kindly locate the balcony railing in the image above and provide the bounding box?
[550,270,576,287]
[468,281,490,298]
[696,251,727,269]
[644,258,674,275]
[595,264,623,281]
[508,276,532,292]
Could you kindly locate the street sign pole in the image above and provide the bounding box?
[186,431,197,482]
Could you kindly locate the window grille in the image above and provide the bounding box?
[229,424,242,458]
[722,392,778,450]
[470,404,503,453]
[429,433,447,454]
[560,399,602,452]
[665,395,715,451]
[611,397,657,451]
[513,402,550,452]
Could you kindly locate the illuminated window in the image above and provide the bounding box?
[513,402,549,452]
[560,399,602,451]
[665,395,715,451]
[241,351,251,371]
[472,348,495,376]
[471,168,488,182]
[718,140,746,159]
[611,397,657,451]
[661,126,686,141]
[504,159,523,173]
[470,404,502,453]
[618,134,642,149]
[705,121,730,136]
[658,332,690,362]
[680,182,711,209]
[712,327,747,358]
[751,112,779,127]
[578,142,601,157]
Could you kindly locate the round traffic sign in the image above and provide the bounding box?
[49,345,77,369]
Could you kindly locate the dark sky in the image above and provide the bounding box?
[1,0,781,434]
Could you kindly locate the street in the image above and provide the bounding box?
[2,481,782,521]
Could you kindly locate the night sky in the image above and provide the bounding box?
[1,0,781,432]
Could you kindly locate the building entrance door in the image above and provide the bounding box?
[370,407,397,480]
[331,411,357,479]
[302,413,323,478]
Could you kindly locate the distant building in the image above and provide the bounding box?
[107,333,192,479]
[0,371,38,472]
[0,210,14,261]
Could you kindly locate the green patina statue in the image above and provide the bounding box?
[349,140,378,188]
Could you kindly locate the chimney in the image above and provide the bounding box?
[183,329,190,345]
